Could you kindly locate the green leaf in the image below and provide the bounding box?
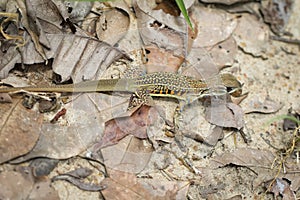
[175,0,193,30]
[266,115,300,126]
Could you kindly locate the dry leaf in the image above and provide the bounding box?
[243,95,283,114]
[9,92,131,163]
[144,45,183,73]
[101,169,190,200]
[96,8,130,45]
[233,14,270,57]
[134,0,187,71]
[261,0,294,35]
[190,6,237,48]
[101,135,153,174]
[210,148,275,168]
[205,100,245,129]
[0,99,42,164]
[207,36,238,68]
[93,105,158,149]
[0,93,12,103]
[0,167,59,200]
[1,1,126,82]
[267,178,296,200]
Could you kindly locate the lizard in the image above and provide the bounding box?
[0,72,242,106]
[0,72,243,174]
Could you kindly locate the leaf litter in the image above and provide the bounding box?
[0,0,299,199]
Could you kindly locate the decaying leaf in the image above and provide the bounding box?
[0,1,127,82]
[233,14,270,57]
[266,178,296,200]
[8,92,132,163]
[30,158,59,177]
[101,135,153,174]
[210,148,275,168]
[0,99,42,164]
[190,6,237,48]
[0,167,59,200]
[205,100,245,129]
[96,7,130,46]
[134,0,187,72]
[101,169,190,200]
[93,105,158,149]
[52,167,105,191]
[261,0,294,35]
[243,95,283,114]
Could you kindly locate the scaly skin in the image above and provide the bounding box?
[0,72,242,100]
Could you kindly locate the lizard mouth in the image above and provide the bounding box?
[227,87,243,97]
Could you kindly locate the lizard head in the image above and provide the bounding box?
[220,73,243,97]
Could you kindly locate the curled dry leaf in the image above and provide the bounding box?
[93,105,158,149]
[0,99,42,164]
[210,148,275,169]
[52,168,105,192]
[243,95,283,114]
[101,169,190,200]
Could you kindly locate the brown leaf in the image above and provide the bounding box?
[101,169,190,200]
[190,6,237,48]
[0,99,42,164]
[267,178,296,200]
[94,106,157,149]
[101,135,153,174]
[205,100,245,129]
[96,8,130,46]
[0,93,12,103]
[233,14,269,57]
[9,93,129,163]
[207,36,238,69]
[261,0,294,35]
[134,0,187,72]
[243,95,283,114]
[144,45,183,73]
[0,167,59,200]
[210,148,275,169]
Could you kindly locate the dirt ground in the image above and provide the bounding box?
[0,0,300,199]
